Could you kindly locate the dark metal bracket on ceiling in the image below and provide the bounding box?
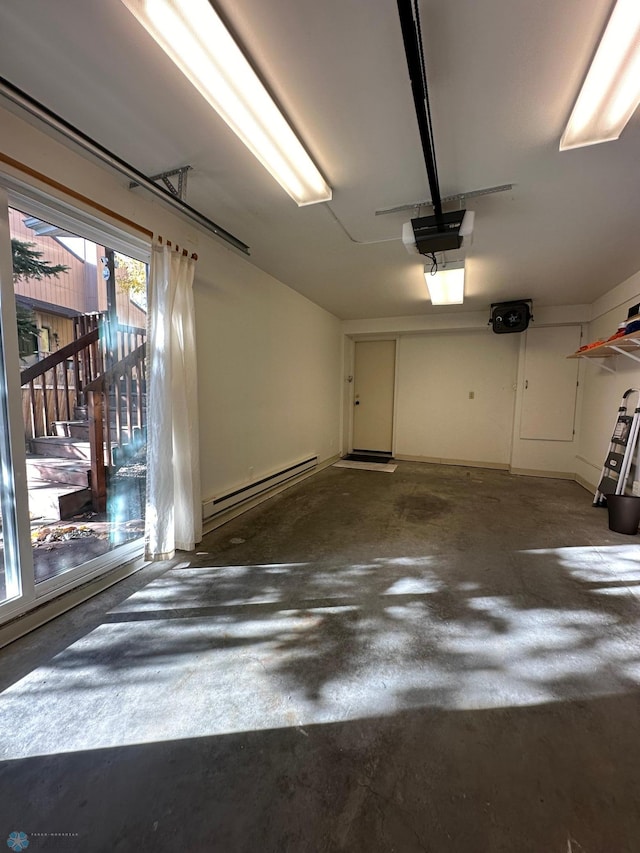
[0,76,249,255]
[129,165,192,201]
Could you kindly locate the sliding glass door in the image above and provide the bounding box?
[0,185,33,615]
[0,182,150,623]
[0,313,24,607]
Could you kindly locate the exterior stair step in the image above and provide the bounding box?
[29,436,92,461]
[26,456,91,488]
[52,420,143,442]
[28,480,92,522]
[58,487,92,519]
[52,420,90,439]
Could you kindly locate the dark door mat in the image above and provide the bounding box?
[346,453,395,463]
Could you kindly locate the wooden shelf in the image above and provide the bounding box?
[568,330,640,371]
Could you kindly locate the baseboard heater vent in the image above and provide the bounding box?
[202,455,318,521]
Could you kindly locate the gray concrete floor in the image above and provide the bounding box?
[2,462,640,851]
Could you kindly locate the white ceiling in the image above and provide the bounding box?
[1,0,639,320]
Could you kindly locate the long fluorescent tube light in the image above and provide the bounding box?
[560,0,640,150]
[424,261,464,305]
[120,0,332,205]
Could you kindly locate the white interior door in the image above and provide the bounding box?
[520,325,581,440]
[352,340,396,452]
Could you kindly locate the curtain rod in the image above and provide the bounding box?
[158,235,198,261]
[0,76,250,256]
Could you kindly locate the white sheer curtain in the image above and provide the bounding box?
[145,243,202,559]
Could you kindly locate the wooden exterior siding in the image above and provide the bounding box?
[10,207,92,314]
[9,207,147,346]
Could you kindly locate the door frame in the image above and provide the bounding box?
[0,186,35,622]
[343,334,400,455]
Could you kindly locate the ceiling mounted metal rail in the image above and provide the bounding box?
[375,184,514,216]
[0,76,250,255]
[396,0,443,223]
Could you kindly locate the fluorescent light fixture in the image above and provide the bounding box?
[120,0,332,205]
[424,261,465,305]
[560,0,640,150]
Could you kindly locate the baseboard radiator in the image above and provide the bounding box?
[202,455,318,521]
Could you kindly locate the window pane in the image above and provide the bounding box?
[10,207,147,584]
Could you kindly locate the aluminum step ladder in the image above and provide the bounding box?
[593,388,640,507]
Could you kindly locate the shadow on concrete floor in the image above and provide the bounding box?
[1,692,640,852]
[1,463,640,851]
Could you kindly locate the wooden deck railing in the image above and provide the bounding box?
[20,327,101,439]
[84,342,147,512]
[20,315,146,441]
[21,313,147,513]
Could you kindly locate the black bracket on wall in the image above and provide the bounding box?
[488,300,534,334]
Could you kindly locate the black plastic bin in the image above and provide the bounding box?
[606,494,640,535]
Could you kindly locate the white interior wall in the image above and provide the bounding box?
[196,260,342,498]
[576,271,640,491]
[0,106,342,505]
[346,307,591,476]
[393,331,519,466]
[342,305,591,337]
